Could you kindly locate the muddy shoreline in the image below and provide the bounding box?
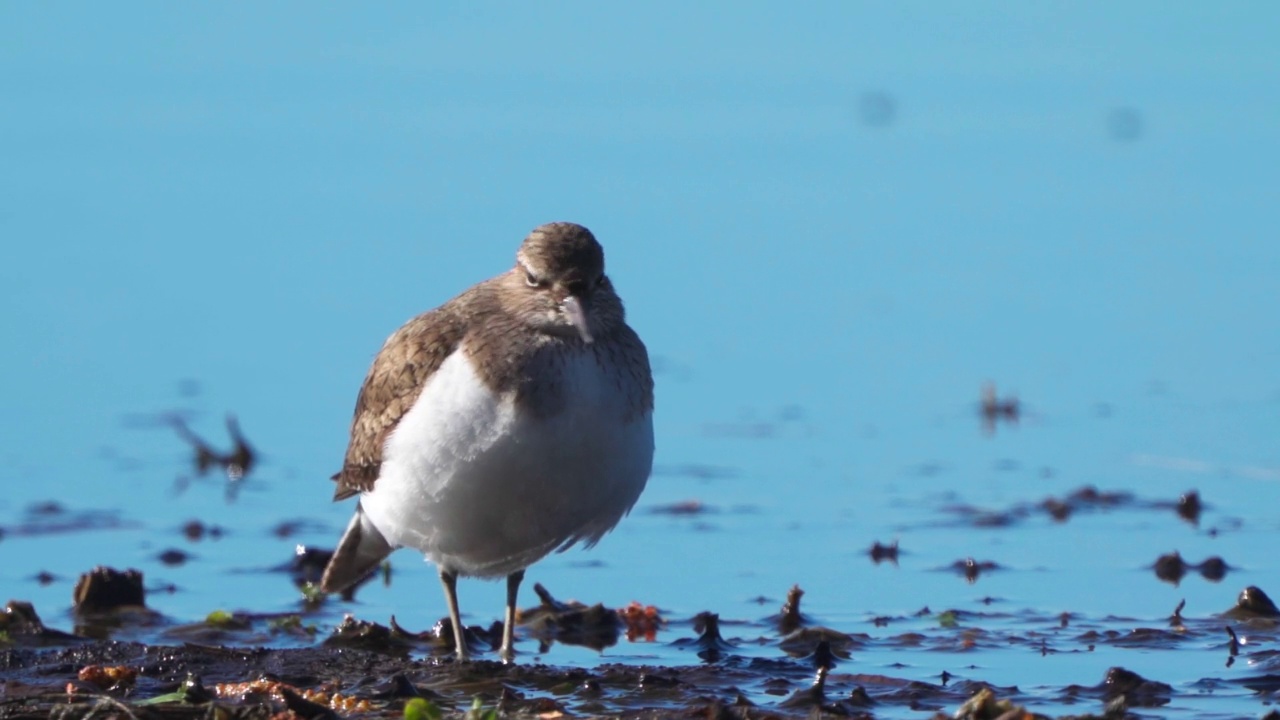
[0,640,864,719]
[5,486,1278,718]
[5,568,1280,718]
[2,635,1230,720]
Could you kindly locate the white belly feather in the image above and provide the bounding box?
[359,349,653,578]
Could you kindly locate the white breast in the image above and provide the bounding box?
[359,348,654,578]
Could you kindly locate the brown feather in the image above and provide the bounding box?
[329,222,653,502]
[330,289,475,499]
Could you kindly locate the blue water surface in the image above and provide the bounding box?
[3,3,1279,717]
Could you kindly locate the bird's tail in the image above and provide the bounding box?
[321,503,393,593]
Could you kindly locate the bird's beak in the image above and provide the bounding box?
[561,295,594,344]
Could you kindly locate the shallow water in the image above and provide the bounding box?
[3,3,1280,718]
[4,392,1280,717]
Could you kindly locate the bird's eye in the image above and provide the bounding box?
[595,273,607,287]
[525,270,542,288]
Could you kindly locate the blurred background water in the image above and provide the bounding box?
[2,3,1279,715]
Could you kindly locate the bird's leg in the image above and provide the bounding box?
[439,567,468,660]
[500,569,525,663]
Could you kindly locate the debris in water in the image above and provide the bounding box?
[171,414,257,500]
[1153,551,1188,585]
[671,611,736,662]
[156,548,192,566]
[1153,552,1231,586]
[1198,556,1228,582]
[1,600,81,644]
[181,519,226,541]
[77,664,138,691]
[1099,666,1173,707]
[32,570,59,586]
[323,614,415,654]
[951,558,999,584]
[618,600,662,642]
[979,382,1019,435]
[772,584,812,635]
[1225,585,1280,619]
[520,582,621,652]
[1177,490,1203,525]
[649,499,713,516]
[779,624,860,659]
[1225,626,1240,668]
[869,539,899,565]
[1043,497,1072,521]
[951,686,1032,720]
[73,566,146,613]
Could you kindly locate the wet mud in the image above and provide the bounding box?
[0,636,1197,720]
[5,580,1280,719]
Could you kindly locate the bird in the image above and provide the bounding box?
[320,222,654,663]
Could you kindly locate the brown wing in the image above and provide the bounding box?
[607,323,655,420]
[330,300,470,501]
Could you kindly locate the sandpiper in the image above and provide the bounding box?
[320,222,654,663]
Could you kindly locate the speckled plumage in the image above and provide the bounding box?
[320,222,654,663]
